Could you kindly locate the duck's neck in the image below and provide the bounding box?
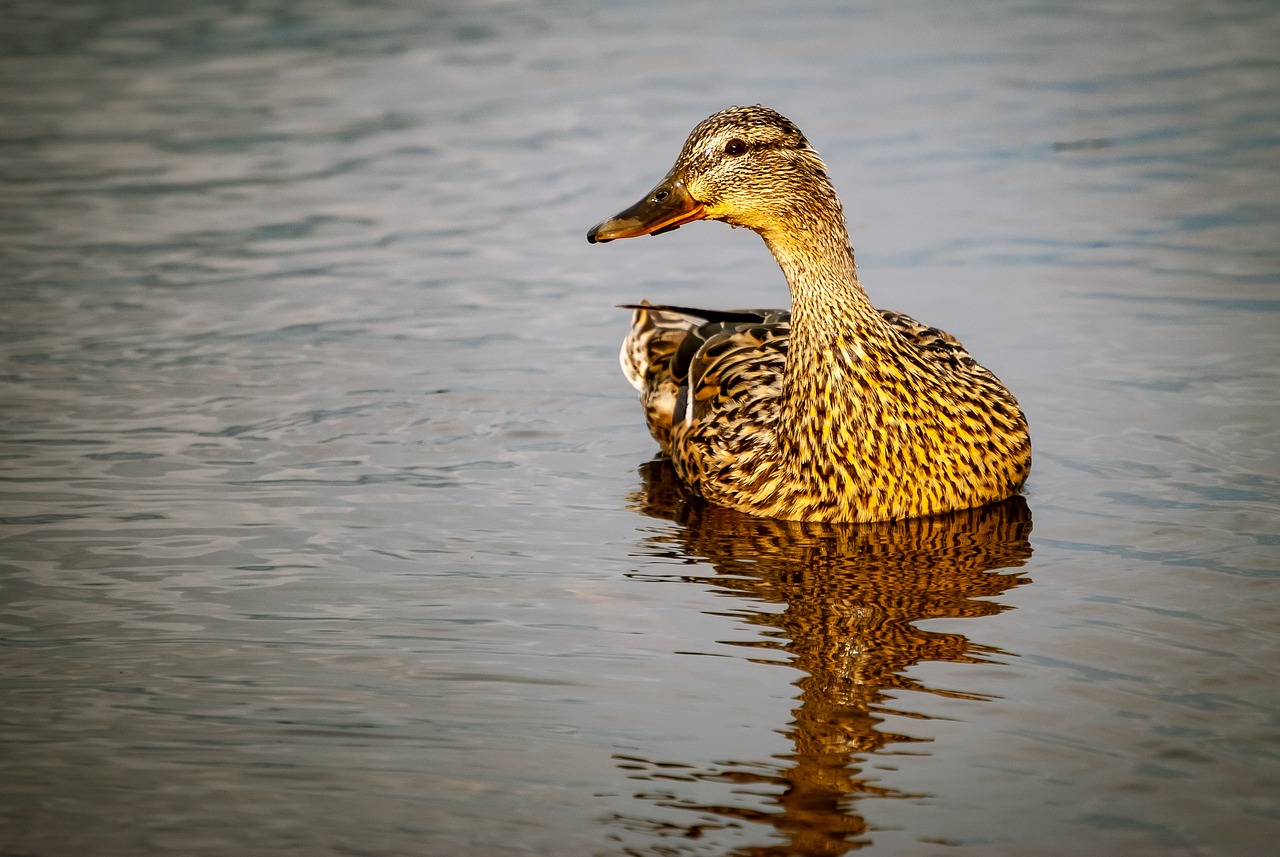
[760,200,892,456]
[761,201,886,365]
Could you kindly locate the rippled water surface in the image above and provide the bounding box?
[3,1,1278,855]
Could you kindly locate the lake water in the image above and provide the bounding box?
[2,1,1278,855]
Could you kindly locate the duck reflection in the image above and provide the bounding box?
[613,460,1033,856]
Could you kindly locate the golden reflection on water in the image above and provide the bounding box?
[615,461,1034,855]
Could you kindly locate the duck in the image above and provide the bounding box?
[587,105,1031,523]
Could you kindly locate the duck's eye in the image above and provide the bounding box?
[724,138,747,156]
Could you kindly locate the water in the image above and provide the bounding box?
[1,1,1278,854]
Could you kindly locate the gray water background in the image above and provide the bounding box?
[2,1,1278,855]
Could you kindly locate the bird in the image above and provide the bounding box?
[587,105,1031,523]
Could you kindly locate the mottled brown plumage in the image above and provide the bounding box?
[588,106,1032,523]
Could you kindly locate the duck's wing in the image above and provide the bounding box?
[620,301,789,454]
[677,316,789,434]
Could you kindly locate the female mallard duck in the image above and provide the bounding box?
[587,106,1031,523]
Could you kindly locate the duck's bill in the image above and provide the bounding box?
[587,179,706,244]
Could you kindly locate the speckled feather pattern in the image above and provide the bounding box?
[607,107,1031,523]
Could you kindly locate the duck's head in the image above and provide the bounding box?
[587,105,835,245]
